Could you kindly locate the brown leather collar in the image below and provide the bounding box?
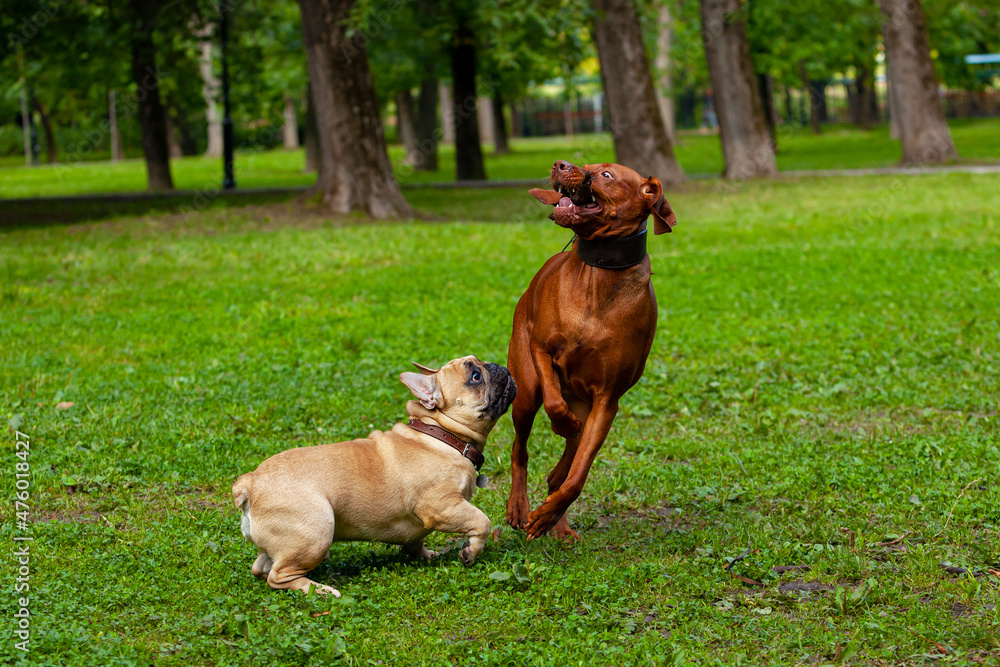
[407,419,485,471]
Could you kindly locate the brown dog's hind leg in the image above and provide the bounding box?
[545,400,590,542]
[526,399,619,540]
[506,335,542,530]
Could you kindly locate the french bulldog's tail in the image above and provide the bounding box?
[232,474,254,543]
[231,475,252,510]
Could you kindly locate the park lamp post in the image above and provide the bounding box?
[220,0,236,190]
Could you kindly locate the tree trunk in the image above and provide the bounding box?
[799,61,822,134]
[654,2,676,143]
[414,77,438,170]
[439,82,455,144]
[109,89,123,162]
[170,104,198,156]
[32,98,57,164]
[283,95,299,150]
[297,0,412,217]
[396,88,419,164]
[886,60,901,139]
[165,110,183,158]
[449,14,486,181]
[880,0,957,163]
[592,0,685,185]
[198,34,223,158]
[304,82,320,173]
[492,92,509,155]
[128,0,173,190]
[563,98,574,138]
[20,86,33,166]
[854,63,874,130]
[757,73,778,152]
[699,0,776,179]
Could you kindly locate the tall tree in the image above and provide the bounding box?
[449,10,487,181]
[413,76,439,170]
[297,0,412,217]
[880,0,957,163]
[491,92,510,155]
[396,89,419,164]
[127,0,174,190]
[654,1,676,143]
[699,0,776,179]
[592,0,685,186]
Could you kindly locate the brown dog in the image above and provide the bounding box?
[505,160,676,541]
[233,356,516,595]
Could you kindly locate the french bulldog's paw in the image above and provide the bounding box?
[459,546,478,566]
[310,583,341,597]
[505,493,530,530]
[418,547,438,562]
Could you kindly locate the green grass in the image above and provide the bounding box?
[1,119,998,199]
[1,173,999,665]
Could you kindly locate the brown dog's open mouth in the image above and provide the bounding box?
[549,178,601,225]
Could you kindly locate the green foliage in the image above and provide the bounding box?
[1,169,999,664]
[924,0,1000,89]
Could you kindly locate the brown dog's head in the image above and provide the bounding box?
[400,356,517,442]
[529,161,677,239]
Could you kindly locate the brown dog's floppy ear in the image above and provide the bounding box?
[530,188,562,205]
[411,362,439,376]
[651,194,677,234]
[640,176,677,234]
[400,372,442,410]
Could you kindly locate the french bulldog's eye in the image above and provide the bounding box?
[471,371,482,383]
[602,171,613,179]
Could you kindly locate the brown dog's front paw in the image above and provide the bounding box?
[525,504,565,541]
[506,493,530,530]
[549,412,582,440]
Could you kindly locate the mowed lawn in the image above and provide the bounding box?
[1,173,999,666]
[1,118,999,198]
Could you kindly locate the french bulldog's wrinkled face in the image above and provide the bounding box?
[400,356,517,434]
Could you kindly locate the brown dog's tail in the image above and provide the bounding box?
[231,474,253,510]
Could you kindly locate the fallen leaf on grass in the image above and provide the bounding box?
[56,401,75,410]
[310,611,331,618]
[731,574,764,587]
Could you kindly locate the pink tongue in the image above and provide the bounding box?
[558,197,573,207]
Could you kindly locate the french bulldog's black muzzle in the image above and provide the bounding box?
[483,363,517,420]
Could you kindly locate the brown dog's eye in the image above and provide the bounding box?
[471,371,482,383]
[602,171,612,179]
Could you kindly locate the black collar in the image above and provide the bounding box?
[574,227,648,270]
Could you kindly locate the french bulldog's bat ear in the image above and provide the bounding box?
[411,362,439,376]
[530,188,562,205]
[400,372,443,410]
[640,177,676,234]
